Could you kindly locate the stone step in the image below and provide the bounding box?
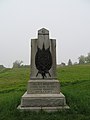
[18,106,70,112]
[21,92,67,107]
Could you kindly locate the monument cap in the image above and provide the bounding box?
[38,28,49,35]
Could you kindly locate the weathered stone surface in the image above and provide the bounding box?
[27,80,60,94]
[21,92,66,107]
[30,28,56,80]
[18,106,69,112]
[38,28,49,50]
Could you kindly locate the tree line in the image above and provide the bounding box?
[0,52,90,68]
[61,52,90,66]
[78,53,90,64]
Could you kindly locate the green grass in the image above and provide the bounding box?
[57,64,90,83]
[0,68,29,93]
[0,65,90,120]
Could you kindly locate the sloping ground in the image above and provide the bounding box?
[57,64,90,82]
[0,65,90,120]
[0,68,30,93]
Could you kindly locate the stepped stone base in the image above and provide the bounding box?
[18,92,69,111]
[18,106,69,112]
[18,80,69,111]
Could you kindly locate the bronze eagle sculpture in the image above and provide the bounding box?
[35,44,52,79]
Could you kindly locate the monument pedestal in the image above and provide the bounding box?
[18,28,69,112]
[18,80,69,112]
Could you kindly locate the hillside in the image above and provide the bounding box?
[0,65,90,120]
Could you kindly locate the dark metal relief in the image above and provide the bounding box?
[35,44,52,79]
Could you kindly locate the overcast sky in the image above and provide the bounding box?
[0,0,90,67]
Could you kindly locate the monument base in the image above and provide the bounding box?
[18,105,69,112]
[18,80,69,112]
[18,92,69,112]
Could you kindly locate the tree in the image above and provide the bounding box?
[78,55,85,64]
[85,52,90,63]
[60,62,66,66]
[68,59,72,66]
[0,65,5,69]
[13,60,23,68]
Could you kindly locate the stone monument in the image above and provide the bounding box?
[18,28,69,111]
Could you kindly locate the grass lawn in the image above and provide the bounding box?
[0,65,90,120]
